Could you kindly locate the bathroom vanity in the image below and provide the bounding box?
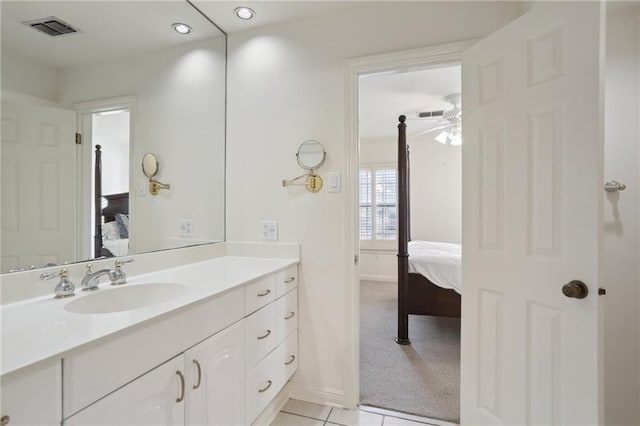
[0,246,299,426]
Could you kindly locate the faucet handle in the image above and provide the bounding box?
[111,258,134,285]
[41,268,75,299]
[114,258,134,267]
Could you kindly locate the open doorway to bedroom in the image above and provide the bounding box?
[358,64,462,423]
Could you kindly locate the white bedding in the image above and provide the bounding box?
[408,240,462,294]
[103,238,129,257]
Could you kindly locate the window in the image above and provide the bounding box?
[360,164,397,248]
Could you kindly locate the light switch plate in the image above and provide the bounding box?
[327,171,341,193]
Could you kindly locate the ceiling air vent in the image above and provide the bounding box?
[418,110,445,119]
[22,17,79,37]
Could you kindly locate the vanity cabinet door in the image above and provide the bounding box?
[64,356,184,426]
[0,358,61,426]
[185,320,246,426]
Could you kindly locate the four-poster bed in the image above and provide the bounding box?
[94,144,130,258]
[396,115,461,345]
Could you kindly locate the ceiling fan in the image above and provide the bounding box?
[407,93,462,145]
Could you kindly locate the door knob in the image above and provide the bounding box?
[562,280,589,299]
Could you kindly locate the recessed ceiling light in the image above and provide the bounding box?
[235,7,255,20]
[172,23,192,34]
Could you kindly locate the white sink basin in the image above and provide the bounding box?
[64,282,189,314]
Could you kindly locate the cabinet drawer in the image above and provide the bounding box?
[63,288,244,417]
[246,349,277,424]
[245,274,275,315]
[245,303,276,370]
[276,288,298,345]
[276,331,298,392]
[276,265,298,298]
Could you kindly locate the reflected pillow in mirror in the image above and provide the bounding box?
[102,221,121,240]
[115,213,129,238]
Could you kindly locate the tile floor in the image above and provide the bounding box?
[270,399,459,426]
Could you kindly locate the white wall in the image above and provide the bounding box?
[359,132,462,281]
[603,4,640,426]
[227,1,521,405]
[1,49,59,102]
[59,37,226,253]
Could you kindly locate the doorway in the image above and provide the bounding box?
[343,43,474,415]
[74,97,133,260]
[357,65,462,422]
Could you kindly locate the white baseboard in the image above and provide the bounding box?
[252,382,292,425]
[360,274,397,283]
[288,381,346,408]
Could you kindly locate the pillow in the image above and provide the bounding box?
[102,221,121,240]
[115,213,129,238]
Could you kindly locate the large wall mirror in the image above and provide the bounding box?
[1,1,226,273]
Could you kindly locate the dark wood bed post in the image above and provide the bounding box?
[93,145,103,259]
[407,144,411,242]
[396,115,410,345]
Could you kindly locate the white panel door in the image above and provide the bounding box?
[1,100,76,272]
[185,320,246,426]
[461,2,604,425]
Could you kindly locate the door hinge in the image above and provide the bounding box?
[354,255,359,265]
[75,133,82,145]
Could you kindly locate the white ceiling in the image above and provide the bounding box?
[190,1,359,34]
[1,1,360,70]
[359,65,462,140]
[1,1,223,69]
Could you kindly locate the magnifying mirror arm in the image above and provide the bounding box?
[149,178,171,195]
[282,173,311,187]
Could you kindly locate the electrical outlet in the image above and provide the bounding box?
[179,219,193,237]
[261,221,278,241]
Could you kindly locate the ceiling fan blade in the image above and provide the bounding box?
[409,124,450,138]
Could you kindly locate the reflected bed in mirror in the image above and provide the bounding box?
[1,1,226,273]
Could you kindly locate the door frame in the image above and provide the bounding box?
[73,96,135,260]
[343,39,476,408]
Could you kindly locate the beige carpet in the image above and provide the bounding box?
[359,280,460,423]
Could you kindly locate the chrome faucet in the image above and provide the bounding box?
[41,268,75,298]
[81,259,135,290]
[81,264,113,291]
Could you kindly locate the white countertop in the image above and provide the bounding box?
[1,256,297,376]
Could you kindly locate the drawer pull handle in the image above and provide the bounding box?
[193,359,202,390]
[285,355,296,366]
[1,415,10,425]
[284,277,296,283]
[176,370,185,403]
[257,329,272,340]
[284,311,295,320]
[257,289,271,297]
[258,380,273,393]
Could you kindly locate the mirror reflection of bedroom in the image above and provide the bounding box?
[358,64,462,423]
[90,109,130,258]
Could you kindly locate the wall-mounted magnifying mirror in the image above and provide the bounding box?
[283,140,326,193]
[297,139,326,170]
[141,153,170,195]
[142,153,159,178]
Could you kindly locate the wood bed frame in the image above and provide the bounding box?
[396,115,461,345]
[93,144,129,258]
